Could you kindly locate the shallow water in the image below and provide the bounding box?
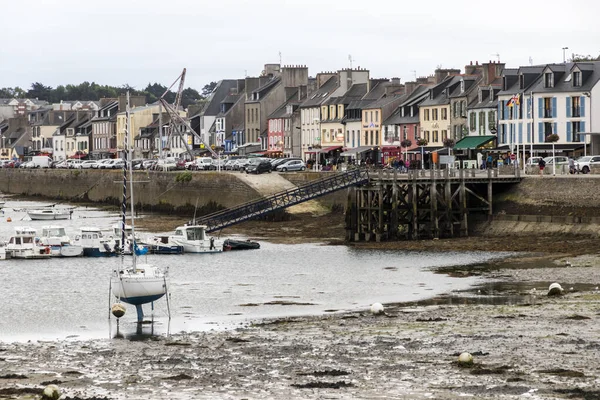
[0,198,511,342]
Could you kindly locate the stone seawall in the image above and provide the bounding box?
[0,169,347,212]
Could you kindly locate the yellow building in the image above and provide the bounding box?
[116,105,161,151]
[418,76,462,147]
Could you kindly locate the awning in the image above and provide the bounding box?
[381,145,401,155]
[320,145,343,153]
[495,144,584,152]
[340,146,378,156]
[454,135,496,150]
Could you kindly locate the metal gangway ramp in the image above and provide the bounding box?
[194,168,370,233]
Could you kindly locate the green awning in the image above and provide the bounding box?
[453,135,496,150]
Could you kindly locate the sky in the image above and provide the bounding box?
[1,0,599,93]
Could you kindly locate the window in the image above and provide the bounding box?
[424,109,430,121]
[375,110,379,122]
[469,113,476,131]
[479,111,485,134]
[572,121,581,142]
[453,102,458,118]
[572,96,581,117]
[573,71,582,87]
[425,130,430,142]
[488,111,496,130]
[433,130,439,142]
[544,97,552,118]
[441,130,447,141]
[441,108,447,120]
[544,72,554,88]
[432,109,438,120]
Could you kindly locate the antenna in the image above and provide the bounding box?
[529,56,533,66]
[411,70,417,81]
[348,54,355,69]
[492,53,500,62]
[279,51,282,65]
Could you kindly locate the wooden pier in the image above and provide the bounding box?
[346,168,521,242]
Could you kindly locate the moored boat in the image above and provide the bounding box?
[168,224,223,254]
[4,226,52,259]
[223,238,260,251]
[27,208,72,220]
[73,227,118,257]
[39,225,83,257]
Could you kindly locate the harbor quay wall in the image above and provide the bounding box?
[0,169,346,212]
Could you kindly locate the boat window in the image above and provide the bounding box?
[15,238,21,245]
[23,237,33,244]
[175,229,182,236]
[187,228,204,240]
[93,234,98,239]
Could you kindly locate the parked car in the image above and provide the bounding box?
[20,161,35,168]
[526,156,543,167]
[576,155,600,174]
[92,159,110,169]
[236,158,251,172]
[142,159,157,170]
[154,157,178,171]
[542,156,568,166]
[66,159,83,169]
[271,157,301,171]
[54,160,69,169]
[208,158,225,170]
[276,159,307,172]
[80,160,98,169]
[245,159,272,174]
[196,157,214,171]
[0,160,11,168]
[99,158,124,169]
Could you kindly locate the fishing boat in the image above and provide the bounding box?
[143,235,184,255]
[39,225,83,257]
[27,208,72,220]
[110,92,170,323]
[4,226,52,259]
[223,238,260,251]
[168,224,223,253]
[0,243,10,260]
[73,227,118,257]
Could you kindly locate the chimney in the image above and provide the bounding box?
[404,81,417,95]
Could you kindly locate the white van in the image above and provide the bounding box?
[32,156,52,168]
[66,159,83,169]
[195,157,213,170]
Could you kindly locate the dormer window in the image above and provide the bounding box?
[460,80,465,93]
[573,71,582,87]
[519,74,525,89]
[544,72,554,88]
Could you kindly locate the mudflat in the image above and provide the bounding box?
[2,212,600,399]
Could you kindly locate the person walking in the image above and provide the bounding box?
[538,157,546,177]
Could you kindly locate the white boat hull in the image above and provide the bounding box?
[168,238,224,254]
[60,245,84,257]
[111,264,167,306]
[6,247,51,259]
[28,211,71,220]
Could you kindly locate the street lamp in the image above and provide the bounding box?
[562,47,569,63]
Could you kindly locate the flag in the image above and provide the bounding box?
[134,241,148,256]
[507,94,520,107]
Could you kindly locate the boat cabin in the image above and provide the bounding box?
[174,225,209,241]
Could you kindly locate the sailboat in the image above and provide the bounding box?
[110,92,170,323]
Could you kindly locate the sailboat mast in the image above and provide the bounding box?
[121,93,129,261]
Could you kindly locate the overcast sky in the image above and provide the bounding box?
[1,0,599,93]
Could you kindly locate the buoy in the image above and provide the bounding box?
[458,352,474,365]
[6,217,11,222]
[370,302,384,315]
[548,282,564,296]
[42,384,61,400]
[111,303,126,318]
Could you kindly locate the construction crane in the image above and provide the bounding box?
[158,68,218,159]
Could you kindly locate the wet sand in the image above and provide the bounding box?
[3,212,600,399]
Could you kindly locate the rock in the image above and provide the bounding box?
[42,384,61,400]
[370,303,384,315]
[458,352,473,365]
[548,283,564,296]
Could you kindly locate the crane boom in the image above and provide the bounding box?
[159,68,218,159]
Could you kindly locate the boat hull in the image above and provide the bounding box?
[111,266,168,306]
[147,244,184,255]
[223,239,260,251]
[83,247,117,257]
[60,245,84,257]
[27,212,71,220]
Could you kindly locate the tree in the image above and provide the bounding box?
[0,87,25,98]
[201,81,217,98]
[181,87,201,109]
[27,82,54,101]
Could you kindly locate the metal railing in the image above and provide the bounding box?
[193,168,370,232]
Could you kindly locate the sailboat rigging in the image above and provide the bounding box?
[110,92,170,324]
